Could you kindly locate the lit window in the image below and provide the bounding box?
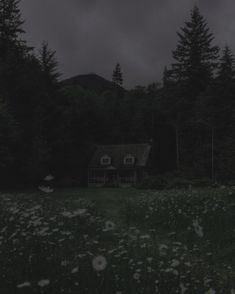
[124,154,135,165]
[100,155,111,165]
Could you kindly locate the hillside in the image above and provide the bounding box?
[61,73,120,94]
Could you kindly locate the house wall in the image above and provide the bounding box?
[88,168,141,187]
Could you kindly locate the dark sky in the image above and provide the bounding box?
[20,0,235,88]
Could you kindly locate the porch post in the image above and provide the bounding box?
[103,171,106,185]
[134,169,137,187]
[117,170,119,187]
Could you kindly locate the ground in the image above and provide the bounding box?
[0,187,235,293]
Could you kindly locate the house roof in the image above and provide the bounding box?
[89,144,151,168]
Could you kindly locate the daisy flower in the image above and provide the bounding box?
[92,256,107,271]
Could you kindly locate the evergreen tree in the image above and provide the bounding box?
[195,44,235,179]
[172,6,219,96]
[0,0,32,104]
[0,102,19,183]
[217,46,235,85]
[112,63,123,87]
[0,0,26,51]
[38,41,60,86]
[213,45,235,130]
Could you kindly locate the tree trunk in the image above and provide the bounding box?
[175,124,180,170]
[211,127,215,182]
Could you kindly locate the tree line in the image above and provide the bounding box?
[0,1,234,187]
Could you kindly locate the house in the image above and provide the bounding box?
[88,144,152,187]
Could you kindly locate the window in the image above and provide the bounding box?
[124,154,135,165]
[100,155,111,165]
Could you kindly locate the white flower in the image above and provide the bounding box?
[133,272,141,280]
[38,186,54,193]
[74,209,87,216]
[44,174,54,181]
[171,259,180,267]
[104,220,115,231]
[17,282,31,288]
[205,289,216,294]
[61,260,69,266]
[92,256,107,271]
[147,266,152,273]
[192,218,204,238]
[159,244,168,255]
[140,234,150,239]
[71,266,79,274]
[180,283,187,294]
[61,211,73,218]
[37,279,50,287]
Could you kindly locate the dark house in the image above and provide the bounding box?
[88,144,152,187]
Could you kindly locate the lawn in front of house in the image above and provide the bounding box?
[0,187,235,293]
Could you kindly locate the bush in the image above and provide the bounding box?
[138,173,213,190]
[54,177,81,188]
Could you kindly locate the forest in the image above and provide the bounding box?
[0,1,235,188]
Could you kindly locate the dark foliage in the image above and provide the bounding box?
[0,2,234,187]
[112,63,123,87]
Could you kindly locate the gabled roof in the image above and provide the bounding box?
[89,144,151,168]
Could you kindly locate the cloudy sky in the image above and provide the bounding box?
[20,0,235,88]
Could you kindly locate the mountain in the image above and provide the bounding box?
[61,73,119,94]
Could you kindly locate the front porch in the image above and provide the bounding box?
[88,168,138,187]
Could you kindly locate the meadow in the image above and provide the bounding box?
[0,187,235,293]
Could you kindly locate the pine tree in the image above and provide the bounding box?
[214,45,235,129]
[38,41,60,85]
[0,101,19,182]
[217,46,235,84]
[163,66,172,88]
[195,45,235,179]
[0,0,25,49]
[172,6,219,95]
[0,0,31,61]
[0,0,31,102]
[112,63,123,87]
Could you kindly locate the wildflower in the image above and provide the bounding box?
[192,218,204,238]
[71,266,79,274]
[133,272,141,280]
[61,260,69,266]
[92,256,107,271]
[37,279,50,287]
[38,186,54,193]
[140,234,150,239]
[104,220,115,231]
[184,262,191,267]
[74,209,87,216]
[17,282,31,288]
[171,259,180,267]
[147,266,152,273]
[205,289,216,294]
[180,283,187,294]
[44,174,54,181]
[159,244,168,255]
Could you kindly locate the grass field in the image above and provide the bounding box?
[0,187,235,293]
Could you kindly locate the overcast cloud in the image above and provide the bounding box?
[20,0,235,88]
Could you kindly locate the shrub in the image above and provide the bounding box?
[139,173,213,190]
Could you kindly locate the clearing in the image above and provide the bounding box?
[0,187,235,293]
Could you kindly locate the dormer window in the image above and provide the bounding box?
[124,154,135,165]
[100,154,111,165]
